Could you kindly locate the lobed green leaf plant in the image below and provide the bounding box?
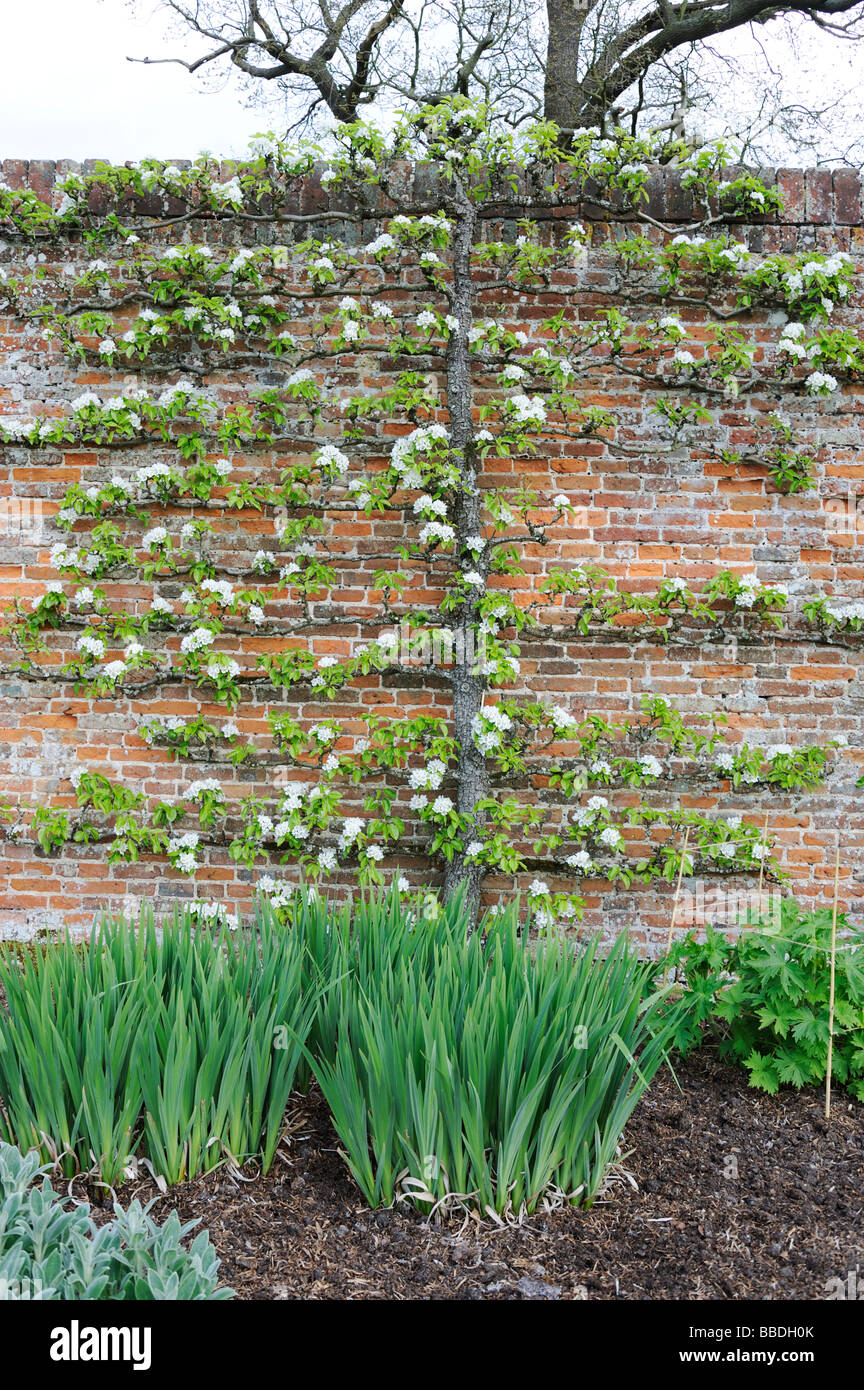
[659,899,864,1099]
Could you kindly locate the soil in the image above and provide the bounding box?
[108,1048,864,1301]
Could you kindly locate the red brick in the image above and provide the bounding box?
[805,169,833,224]
[834,169,863,225]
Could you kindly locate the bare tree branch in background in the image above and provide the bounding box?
[130,0,864,161]
[130,0,408,121]
[129,0,545,126]
[545,0,864,132]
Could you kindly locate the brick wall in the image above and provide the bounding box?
[1,160,863,947]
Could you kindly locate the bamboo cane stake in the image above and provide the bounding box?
[757,810,769,923]
[663,825,691,979]
[825,838,841,1122]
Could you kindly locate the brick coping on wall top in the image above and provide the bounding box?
[1,159,862,229]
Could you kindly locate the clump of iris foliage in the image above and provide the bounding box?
[0,908,315,1186]
[0,888,681,1217]
[306,892,680,1215]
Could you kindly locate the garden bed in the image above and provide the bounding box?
[104,1048,864,1301]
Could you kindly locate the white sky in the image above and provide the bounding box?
[0,1,861,164]
[0,0,269,160]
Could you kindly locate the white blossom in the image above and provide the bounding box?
[507,393,546,425]
[806,371,839,395]
[142,525,168,550]
[765,743,794,760]
[500,364,525,384]
[365,233,395,256]
[76,633,105,659]
[188,778,222,800]
[639,755,663,778]
[419,521,455,547]
[180,627,216,654]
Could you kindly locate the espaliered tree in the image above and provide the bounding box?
[0,108,859,932]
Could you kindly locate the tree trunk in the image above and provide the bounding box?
[543,0,591,131]
[442,188,487,930]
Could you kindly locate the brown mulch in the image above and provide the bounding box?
[105,1049,864,1300]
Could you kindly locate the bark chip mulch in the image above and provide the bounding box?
[112,1050,864,1300]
